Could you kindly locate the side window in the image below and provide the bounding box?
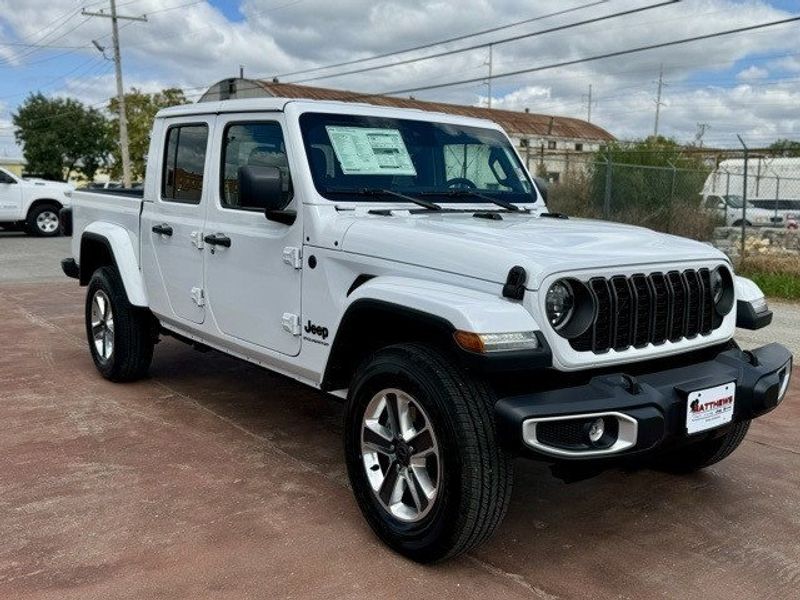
[162,124,208,204]
[221,122,291,209]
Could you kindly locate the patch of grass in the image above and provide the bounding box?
[737,255,800,301]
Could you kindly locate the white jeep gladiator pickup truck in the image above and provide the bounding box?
[0,167,72,236]
[61,98,792,563]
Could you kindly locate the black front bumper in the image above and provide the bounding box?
[496,343,792,460]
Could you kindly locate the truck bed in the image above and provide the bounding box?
[70,188,144,266]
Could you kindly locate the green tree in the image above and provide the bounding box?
[12,93,112,181]
[590,136,710,214]
[107,88,188,181]
[768,138,800,157]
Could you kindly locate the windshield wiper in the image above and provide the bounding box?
[420,189,528,212]
[323,187,442,211]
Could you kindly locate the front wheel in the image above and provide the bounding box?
[26,203,61,237]
[656,420,751,473]
[85,266,155,382]
[345,343,513,563]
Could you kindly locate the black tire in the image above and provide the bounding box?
[731,219,752,228]
[85,266,155,382]
[344,343,513,563]
[656,420,751,473]
[26,202,61,237]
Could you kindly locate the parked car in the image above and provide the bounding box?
[703,193,800,227]
[0,167,73,236]
[61,98,793,563]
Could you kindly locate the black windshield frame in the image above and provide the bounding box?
[299,112,538,204]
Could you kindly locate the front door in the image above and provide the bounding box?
[203,116,303,356]
[140,119,213,325]
[0,170,21,221]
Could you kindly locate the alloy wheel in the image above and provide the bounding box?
[90,290,114,362]
[361,388,441,522]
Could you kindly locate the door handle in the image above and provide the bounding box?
[203,233,232,248]
[152,223,173,236]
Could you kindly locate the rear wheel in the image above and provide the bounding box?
[656,420,751,473]
[85,266,155,381]
[26,202,61,237]
[345,343,513,563]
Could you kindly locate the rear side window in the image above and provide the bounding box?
[162,124,209,204]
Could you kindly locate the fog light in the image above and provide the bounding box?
[587,417,605,444]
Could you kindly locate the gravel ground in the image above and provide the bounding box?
[1,234,798,599]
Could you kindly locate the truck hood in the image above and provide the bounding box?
[340,212,727,289]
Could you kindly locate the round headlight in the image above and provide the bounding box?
[710,268,724,304]
[710,266,734,317]
[545,280,575,330]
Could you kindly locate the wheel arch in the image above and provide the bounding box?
[79,224,148,307]
[322,299,455,391]
[320,276,543,391]
[26,198,63,219]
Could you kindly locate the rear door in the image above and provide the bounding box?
[140,117,213,325]
[202,115,303,356]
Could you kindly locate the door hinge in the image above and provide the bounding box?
[191,287,205,307]
[282,246,303,269]
[281,313,301,336]
[190,230,204,250]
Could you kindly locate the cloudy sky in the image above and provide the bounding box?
[0,0,798,157]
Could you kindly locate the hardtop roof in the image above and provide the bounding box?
[155,97,501,130]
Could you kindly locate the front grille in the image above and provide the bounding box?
[570,269,718,354]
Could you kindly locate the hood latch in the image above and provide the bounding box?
[502,266,527,300]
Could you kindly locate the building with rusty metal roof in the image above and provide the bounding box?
[201,79,616,183]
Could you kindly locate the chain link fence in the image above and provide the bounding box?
[532,152,800,250]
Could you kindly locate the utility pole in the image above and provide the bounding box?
[486,44,493,108]
[695,122,710,148]
[737,134,749,261]
[582,84,595,123]
[653,64,666,137]
[83,1,147,187]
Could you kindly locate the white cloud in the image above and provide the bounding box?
[737,65,769,80]
[0,0,797,152]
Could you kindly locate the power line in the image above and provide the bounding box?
[274,0,610,80]
[369,15,800,98]
[0,42,86,49]
[287,0,679,84]
[0,15,91,66]
[144,0,205,16]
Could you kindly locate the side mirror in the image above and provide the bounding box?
[238,165,295,225]
[533,177,549,204]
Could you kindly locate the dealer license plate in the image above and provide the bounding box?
[686,382,736,435]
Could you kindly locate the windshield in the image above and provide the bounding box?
[299,112,536,204]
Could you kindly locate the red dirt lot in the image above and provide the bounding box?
[1,280,798,599]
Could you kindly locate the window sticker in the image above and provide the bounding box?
[326,126,417,176]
